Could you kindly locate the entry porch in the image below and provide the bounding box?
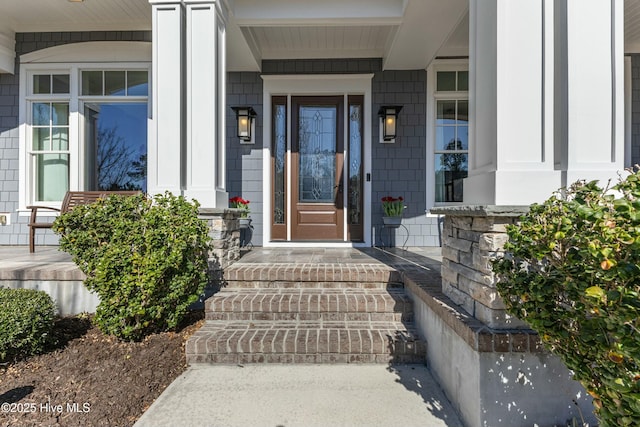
[0,244,596,426]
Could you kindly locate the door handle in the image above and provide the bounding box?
[334,183,343,193]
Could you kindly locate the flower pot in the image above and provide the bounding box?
[382,216,402,228]
[239,218,252,229]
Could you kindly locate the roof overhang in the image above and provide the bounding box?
[2,0,640,74]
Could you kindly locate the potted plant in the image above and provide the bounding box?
[229,196,251,228]
[381,196,405,228]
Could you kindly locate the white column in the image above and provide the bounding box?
[0,30,15,74]
[184,0,228,207]
[465,0,559,205]
[148,0,184,196]
[561,0,624,185]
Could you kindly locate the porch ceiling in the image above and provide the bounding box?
[226,0,468,71]
[0,0,151,32]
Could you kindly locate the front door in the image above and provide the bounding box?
[291,96,344,240]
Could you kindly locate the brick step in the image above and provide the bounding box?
[224,263,402,284]
[206,289,413,316]
[186,321,426,364]
[206,311,411,323]
[224,280,404,290]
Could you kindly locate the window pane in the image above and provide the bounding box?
[457,126,469,150]
[437,71,456,91]
[32,103,50,126]
[35,154,69,202]
[52,103,69,126]
[437,101,456,125]
[85,103,148,191]
[458,71,469,91]
[274,104,286,224]
[82,71,103,95]
[458,101,468,124]
[32,128,50,151]
[51,128,69,151]
[127,71,149,96]
[436,126,456,151]
[33,75,51,94]
[52,74,70,94]
[105,71,126,96]
[435,153,468,203]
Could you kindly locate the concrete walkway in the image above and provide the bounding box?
[134,364,463,427]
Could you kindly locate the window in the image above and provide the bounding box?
[431,67,468,204]
[80,70,148,192]
[24,66,149,205]
[28,74,71,202]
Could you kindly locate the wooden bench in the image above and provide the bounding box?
[27,191,140,253]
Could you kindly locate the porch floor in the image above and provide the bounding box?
[0,245,83,281]
[0,245,442,283]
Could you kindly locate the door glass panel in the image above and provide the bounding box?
[298,106,336,203]
[348,104,362,225]
[274,103,286,224]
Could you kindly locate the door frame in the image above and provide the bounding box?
[262,74,373,247]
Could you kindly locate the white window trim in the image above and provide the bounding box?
[261,74,373,247]
[426,59,469,214]
[18,42,151,215]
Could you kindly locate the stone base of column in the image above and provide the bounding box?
[430,205,530,329]
[198,208,242,271]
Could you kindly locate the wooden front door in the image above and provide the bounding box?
[291,96,344,240]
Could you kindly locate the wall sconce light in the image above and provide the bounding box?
[378,105,403,143]
[232,106,257,144]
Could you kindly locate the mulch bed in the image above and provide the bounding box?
[0,312,204,427]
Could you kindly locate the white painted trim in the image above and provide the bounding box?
[625,55,632,167]
[261,74,373,247]
[0,31,15,74]
[266,242,369,249]
[20,42,151,64]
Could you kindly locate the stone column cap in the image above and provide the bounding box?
[429,205,530,217]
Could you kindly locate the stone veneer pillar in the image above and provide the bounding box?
[421,205,598,425]
[430,205,529,329]
[198,208,241,271]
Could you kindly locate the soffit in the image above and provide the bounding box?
[626,0,640,52]
[0,0,151,32]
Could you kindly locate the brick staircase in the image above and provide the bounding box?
[186,261,427,364]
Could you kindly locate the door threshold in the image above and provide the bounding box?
[265,241,369,248]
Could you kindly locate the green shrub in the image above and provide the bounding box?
[0,288,56,362]
[493,170,640,427]
[53,192,211,341]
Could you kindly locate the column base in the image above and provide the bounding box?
[463,170,562,205]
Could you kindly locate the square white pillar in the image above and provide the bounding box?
[148,1,184,197]
[560,0,625,186]
[184,0,228,208]
[465,0,624,205]
[465,0,559,205]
